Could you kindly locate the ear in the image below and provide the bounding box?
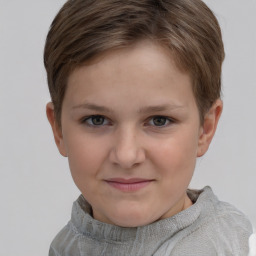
[46,102,67,157]
[197,99,223,157]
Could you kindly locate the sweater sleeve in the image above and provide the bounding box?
[48,222,82,256]
[170,205,253,256]
[49,246,60,256]
[154,201,252,256]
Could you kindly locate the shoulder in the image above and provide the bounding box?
[49,222,81,256]
[172,187,253,256]
[49,195,91,256]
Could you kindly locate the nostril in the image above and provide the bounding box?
[109,143,145,169]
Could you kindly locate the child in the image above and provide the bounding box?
[44,0,253,255]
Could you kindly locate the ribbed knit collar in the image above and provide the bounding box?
[70,186,216,244]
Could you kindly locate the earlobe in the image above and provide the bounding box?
[197,99,223,157]
[46,102,67,157]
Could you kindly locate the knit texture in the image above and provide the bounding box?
[49,186,253,256]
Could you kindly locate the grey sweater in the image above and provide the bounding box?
[49,187,253,256]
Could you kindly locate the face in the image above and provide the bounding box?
[47,40,222,227]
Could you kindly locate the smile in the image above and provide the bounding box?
[105,178,154,192]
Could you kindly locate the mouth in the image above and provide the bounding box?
[104,178,154,192]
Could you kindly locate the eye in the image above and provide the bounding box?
[82,115,109,126]
[148,116,173,127]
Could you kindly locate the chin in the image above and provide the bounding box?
[109,208,157,228]
[113,218,151,228]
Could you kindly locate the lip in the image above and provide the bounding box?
[105,178,154,192]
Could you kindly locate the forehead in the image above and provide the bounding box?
[68,41,191,86]
[64,40,196,113]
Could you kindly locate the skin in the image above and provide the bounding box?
[47,40,222,227]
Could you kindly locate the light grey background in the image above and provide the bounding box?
[0,0,255,255]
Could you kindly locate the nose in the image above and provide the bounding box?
[109,126,146,169]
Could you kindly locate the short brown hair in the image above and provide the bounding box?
[44,0,225,126]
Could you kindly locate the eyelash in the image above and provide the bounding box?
[81,115,175,128]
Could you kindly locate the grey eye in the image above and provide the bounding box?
[90,116,105,125]
[152,116,168,126]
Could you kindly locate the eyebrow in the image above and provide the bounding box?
[72,103,112,112]
[72,103,185,113]
[138,104,185,113]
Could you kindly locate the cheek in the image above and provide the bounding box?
[152,131,198,177]
[65,134,107,186]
